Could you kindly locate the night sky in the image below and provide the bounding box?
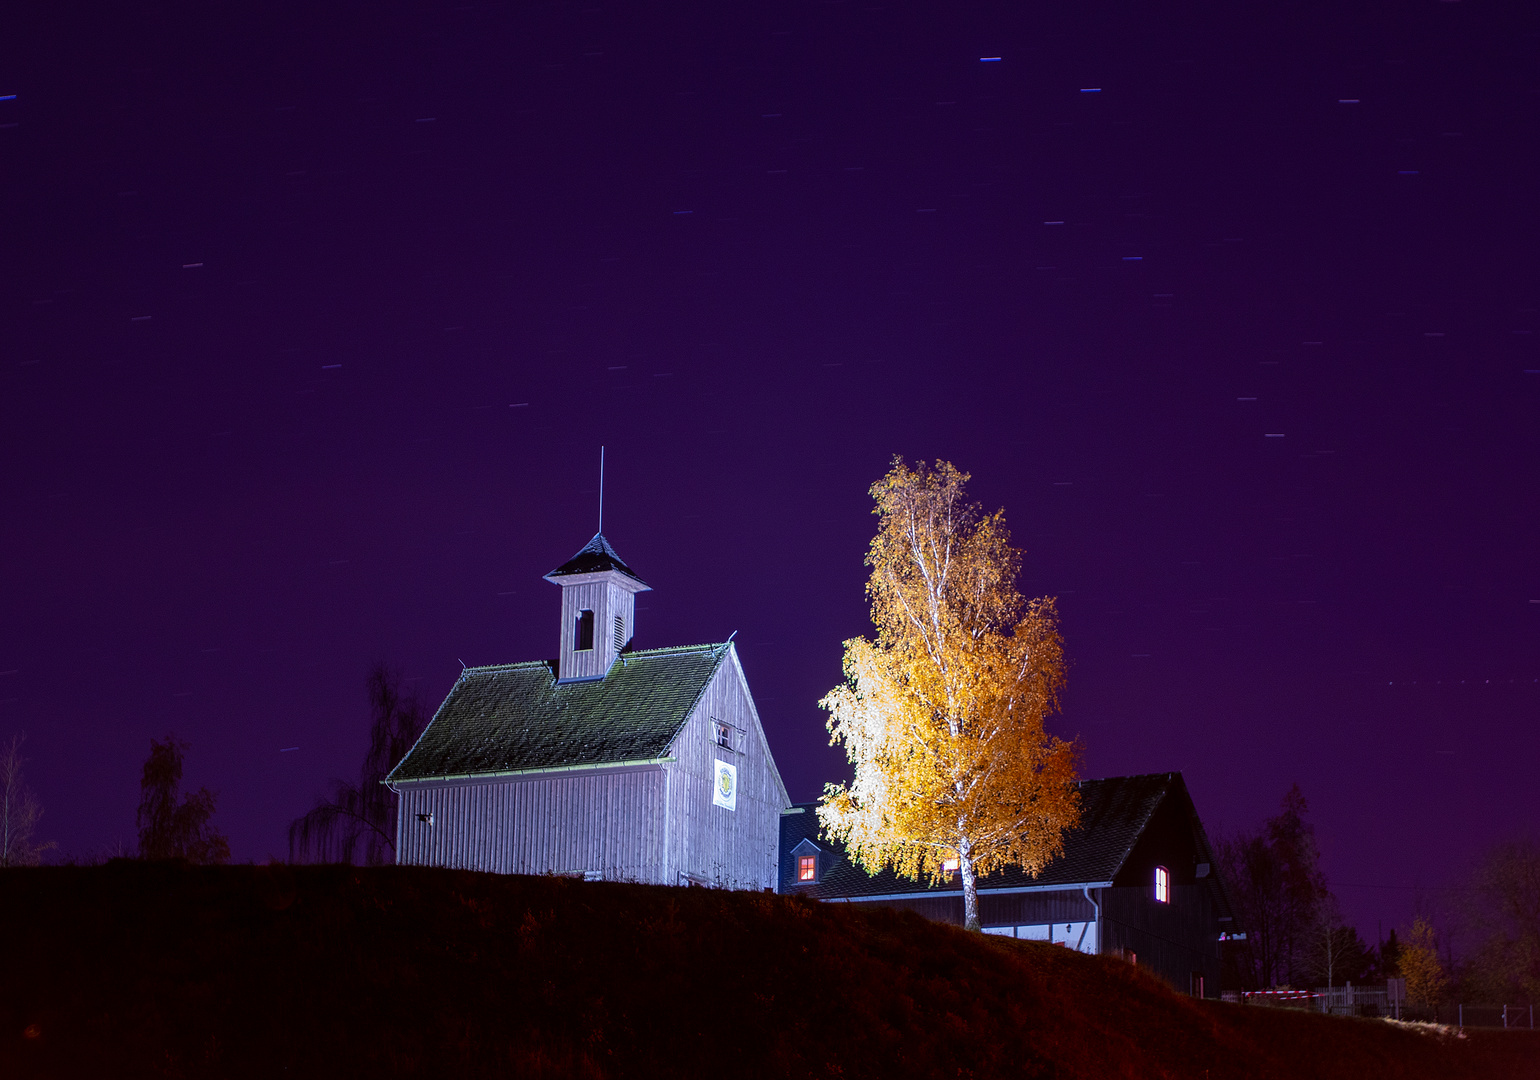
[3,0,1536,946]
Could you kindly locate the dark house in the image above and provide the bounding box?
[780,772,1234,996]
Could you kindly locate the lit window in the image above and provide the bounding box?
[797,855,817,882]
[715,721,733,749]
[942,855,960,877]
[1154,865,1170,903]
[574,609,595,651]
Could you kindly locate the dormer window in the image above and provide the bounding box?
[574,609,595,651]
[1154,865,1170,903]
[790,838,822,884]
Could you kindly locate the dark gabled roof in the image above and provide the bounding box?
[387,644,727,782]
[782,772,1182,899]
[544,533,647,586]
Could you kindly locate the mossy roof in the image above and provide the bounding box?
[388,644,727,782]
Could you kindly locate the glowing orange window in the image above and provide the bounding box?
[797,855,817,881]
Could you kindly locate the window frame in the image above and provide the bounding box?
[1154,865,1170,903]
[797,854,818,882]
[574,609,595,652]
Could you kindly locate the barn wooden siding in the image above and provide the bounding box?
[555,577,637,682]
[1101,883,1223,994]
[396,765,668,880]
[659,648,785,890]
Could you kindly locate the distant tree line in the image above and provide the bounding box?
[1219,786,1539,1008]
[1218,785,1396,991]
[5,662,425,869]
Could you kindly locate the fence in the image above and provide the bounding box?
[1435,1003,1535,1030]
[1224,984,1536,1029]
[1313,984,1389,1017]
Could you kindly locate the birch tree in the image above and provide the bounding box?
[818,459,1080,931]
[1303,898,1371,989]
[1,732,54,867]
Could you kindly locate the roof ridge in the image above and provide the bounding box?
[463,659,552,673]
[1079,771,1177,784]
[625,642,728,656]
[459,642,728,674]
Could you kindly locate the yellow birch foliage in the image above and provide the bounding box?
[1402,916,1448,1007]
[818,459,1080,905]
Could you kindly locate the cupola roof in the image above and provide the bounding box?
[543,533,647,586]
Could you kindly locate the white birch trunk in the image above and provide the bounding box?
[959,836,980,931]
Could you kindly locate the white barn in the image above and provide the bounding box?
[387,533,790,889]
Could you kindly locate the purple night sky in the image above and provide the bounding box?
[2,0,1535,947]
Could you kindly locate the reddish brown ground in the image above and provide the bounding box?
[2,863,1535,1079]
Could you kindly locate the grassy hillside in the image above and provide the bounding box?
[2,863,1535,1079]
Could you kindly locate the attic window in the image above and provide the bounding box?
[416,812,434,825]
[714,721,733,749]
[797,854,817,882]
[574,609,595,651]
[613,614,625,650]
[1154,865,1170,903]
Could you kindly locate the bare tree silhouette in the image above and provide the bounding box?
[288,663,428,865]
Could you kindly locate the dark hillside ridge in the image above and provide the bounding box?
[2,864,1536,1079]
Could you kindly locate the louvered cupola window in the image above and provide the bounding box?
[613,615,625,651]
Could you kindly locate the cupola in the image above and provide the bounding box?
[544,534,650,682]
